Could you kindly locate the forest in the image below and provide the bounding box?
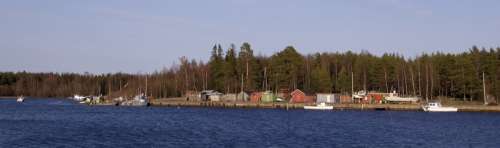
[0,43,499,102]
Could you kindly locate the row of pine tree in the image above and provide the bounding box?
[0,44,498,102]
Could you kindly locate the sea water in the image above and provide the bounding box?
[1,98,499,148]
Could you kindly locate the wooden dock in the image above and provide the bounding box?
[148,99,500,112]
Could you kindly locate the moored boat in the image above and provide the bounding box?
[422,102,458,112]
[73,95,87,101]
[385,91,419,102]
[304,102,333,110]
[17,96,24,102]
[120,94,149,106]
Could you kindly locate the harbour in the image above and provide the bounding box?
[8,94,500,112]
[147,99,500,112]
[2,1,500,147]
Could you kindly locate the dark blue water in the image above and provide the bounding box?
[1,98,500,148]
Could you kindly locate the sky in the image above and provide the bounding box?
[1,0,499,73]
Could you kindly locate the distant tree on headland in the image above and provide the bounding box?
[0,44,499,103]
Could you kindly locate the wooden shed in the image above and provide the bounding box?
[237,91,249,102]
[261,91,275,103]
[201,90,223,102]
[277,89,290,100]
[316,93,340,104]
[289,89,314,103]
[339,95,352,104]
[185,90,201,101]
[250,92,262,103]
[222,93,237,102]
[367,93,385,104]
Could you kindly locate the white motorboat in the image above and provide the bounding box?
[17,96,24,102]
[73,95,87,101]
[304,102,334,110]
[385,91,419,102]
[353,90,367,99]
[422,102,458,112]
[79,97,91,104]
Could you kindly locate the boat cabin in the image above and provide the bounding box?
[427,102,442,108]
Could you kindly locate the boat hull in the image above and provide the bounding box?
[422,107,458,112]
[304,106,334,110]
[17,97,24,103]
[385,97,419,102]
[120,100,148,106]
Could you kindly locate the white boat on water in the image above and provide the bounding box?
[422,102,458,112]
[73,95,87,101]
[385,91,419,102]
[17,96,24,102]
[79,99,89,104]
[120,94,149,106]
[304,102,334,110]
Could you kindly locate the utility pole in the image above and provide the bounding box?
[241,74,244,93]
[246,55,249,89]
[462,66,466,101]
[238,73,244,101]
[351,71,354,95]
[425,64,429,103]
[351,71,354,102]
[384,68,389,93]
[410,67,416,96]
[263,67,267,90]
[483,72,487,105]
[363,70,367,94]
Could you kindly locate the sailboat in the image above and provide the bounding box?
[120,75,150,106]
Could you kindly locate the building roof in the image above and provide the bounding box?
[291,89,305,96]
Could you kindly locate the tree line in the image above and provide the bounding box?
[0,44,498,102]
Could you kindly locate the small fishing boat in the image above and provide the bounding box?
[422,102,458,112]
[79,100,88,104]
[304,102,333,110]
[73,95,87,101]
[17,96,24,103]
[385,91,419,102]
[120,94,149,106]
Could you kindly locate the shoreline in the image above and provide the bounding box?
[0,96,17,99]
[0,96,68,99]
[3,96,499,112]
[148,99,500,112]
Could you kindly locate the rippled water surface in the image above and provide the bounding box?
[1,98,500,148]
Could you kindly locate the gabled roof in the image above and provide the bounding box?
[201,90,222,95]
[290,89,305,96]
[316,93,337,95]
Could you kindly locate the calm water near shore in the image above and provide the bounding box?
[1,98,500,147]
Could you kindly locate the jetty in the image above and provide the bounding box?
[147,99,500,112]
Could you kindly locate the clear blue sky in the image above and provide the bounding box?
[1,0,499,73]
